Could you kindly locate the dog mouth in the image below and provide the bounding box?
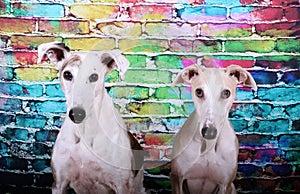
[201,122,217,140]
[69,107,86,124]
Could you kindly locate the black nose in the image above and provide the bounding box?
[69,107,86,124]
[201,125,217,140]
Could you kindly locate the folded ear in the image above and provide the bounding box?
[172,64,201,86]
[225,65,257,91]
[100,50,129,79]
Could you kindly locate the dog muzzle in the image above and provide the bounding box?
[69,107,86,124]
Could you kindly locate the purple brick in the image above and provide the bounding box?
[250,70,278,84]
[265,164,293,177]
[253,149,283,163]
[237,164,263,177]
[281,70,300,85]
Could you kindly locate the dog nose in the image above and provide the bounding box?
[201,125,217,140]
[69,107,86,124]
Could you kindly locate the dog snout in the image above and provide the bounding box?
[69,107,86,124]
[201,124,217,140]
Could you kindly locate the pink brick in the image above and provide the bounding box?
[38,19,90,34]
[130,5,173,20]
[170,39,193,52]
[271,0,299,6]
[203,57,254,68]
[285,7,300,21]
[231,7,283,21]
[145,22,198,37]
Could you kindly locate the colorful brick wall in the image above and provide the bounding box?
[0,0,299,193]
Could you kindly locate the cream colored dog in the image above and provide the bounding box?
[171,64,257,194]
[38,45,145,193]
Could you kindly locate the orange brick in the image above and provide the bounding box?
[70,5,118,19]
[64,37,115,50]
[10,35,61,49]
[0,18,36,33]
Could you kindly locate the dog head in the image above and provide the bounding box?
[173,64,257,142]
[59,51,129,124]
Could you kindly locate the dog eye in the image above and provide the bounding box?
[195,88,204,98]
[63,71,73,81]
[221,89,231,99]
[89,73,98,83]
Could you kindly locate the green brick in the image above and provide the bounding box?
[155,55,195,69]
[105,70,119,83]
[119,39,168,52]
[109,86,149,100]
[125,69,172,84]
[127,102,170,115]
[225,40,276,53]
[154,87,180,100]
[125,55,148,68]
[276,38,300,53]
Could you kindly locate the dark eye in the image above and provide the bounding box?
[89,73,98,83]
[195,88,204,98]
[63,71,73,81]
[221,89,231,99]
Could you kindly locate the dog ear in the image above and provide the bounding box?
[100,50,129,79]
[172,64,201,86]
[226,65,257,91]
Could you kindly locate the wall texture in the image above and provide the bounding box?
[0,0,299,193]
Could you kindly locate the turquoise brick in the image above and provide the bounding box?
[162,117,187,131]
[250,119,289,133]
[0,113,13,125]
[177,5,227,21]
[12,3,65,18]
[286,104,300,118]
[0,142,8,155]
[35,130,58,142]
[230,119,248,132]
[109,86,149,100]
[16,114,47,128]
[32,142,51,155]
[183,102,195,115]
[154,87,180,100]
[179,86,192,100]
[0,97,22,112]
[32,159,51,172]
[236,88,256,100]
[3,128,30,141]
[230,103,272,119]
[258,87,300,101]
[45,84,64,98]
[279,134,300,149]
[0,66,14,80]
[30,101,66,113]
[0,157,28,171]
[0,83,43,98]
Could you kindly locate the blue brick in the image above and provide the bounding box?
[230,103,272,118]
[0,83,43,98]
[286,104,300,118]
[179,86,192,100]
[32,159,51,172]
[30,101,66,113]
[3,128,30,141]
[0,113,13,125]
[0,157,28,171]
[183,102,195,115]
[16,114,47,128]
[177,5,227,21]
[0,66,13,80]
[162,117,187,131]
[0,142,8,155]
[281,70,300,85]
[230,119,248,132]
[0,97,22,112]
[279,134,300,149]
[12,3,65,18]
[35,130,58,142]
[265,164,293,177]
[230,6,255,15]
[237,164,263,177]
[45,84,64,98]
[250,119,289,133]
[236,88,255,100]
[258,87,300,101]
[250,70,278,85]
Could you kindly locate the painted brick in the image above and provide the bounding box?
[278,177,300,192]
[250,119,290,133]
[3,128,31,142]
[255,22,298,37]
[97,22,141,36]
[127,102,171,115]
[0,83,43,97]
[35,130,58,142]
[16,114,47,128]
[32,142,52,155]
[31,159,51,172]
[0,18,35,33]
[286,104,300,118]
[253,149,283,163]
[250,70,278,84]
[15,67,58,81]
[230,6,283,21]
[12,3,64,18]
[0,113,13,125]
[169,39,193,52]
[109,86,149,100]
[0,97,22,112]
[125,55,148,68]
[45,84,64,98]
[154,87,180,100]
[183,102,195,115]
[292,120,300,130]
[271,0,299,5]
[10,35,61,49]
[265,164,293,177]
[144,133,173,146]
[203,55,255,68]
[255,55,300,69]
[258,87,300,101]
[13,52,38,66]
[30,101,66,113]
[230,119,248,132]
[177,5,227,22]
[285,151,300,162]
[193,40,222,52]
[145,22,198,37]
[130,5,173,20]
[279,134,300,149]
[237,164,263,177]
[285,7,300,21]
[0,66,13,80]
[162,117,187,132]
[229,103,272,118]
[155,55,196,69]
[201,23,252,37]
[0,0,10,15]
[125,69,172,84]
[38,19,90,35]
[64,37,115,51]
[105,70,119,83]
[124,118,151,132]
[281,70,300,85]
[119,39,168,52]
[238,134,274,147]
[234,178,277,193]
[0,157,29,171]
[276,38,300,53]
[70,5,118,19]
[225,40,276,53]
[0,142,8,155]
[236,88,256,100]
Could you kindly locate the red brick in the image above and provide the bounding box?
[203,57,254,68]
[13,52,38,66]
[272,0,299,6]
[255,22,298,37]
[130,5,173,20]
[170,39,193,52]
[285,7,300,21]
[0,18,35,33]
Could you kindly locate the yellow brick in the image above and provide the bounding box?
[11,35,61,49]
[70,5,118,19]
[64,38,115,50]
[15,67,58,81]
[119,39,169,52]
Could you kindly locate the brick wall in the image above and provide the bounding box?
[0,0,299,193]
